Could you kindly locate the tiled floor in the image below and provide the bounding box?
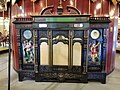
[0,53,120,90]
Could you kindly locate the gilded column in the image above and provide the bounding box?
[17,28,22,70]
[48,30,53,66]
[83,30,88,74]
[33,30,38,73]
[68,30,73,66]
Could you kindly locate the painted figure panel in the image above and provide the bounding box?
[22,40,34,64]
[88,41,101,65]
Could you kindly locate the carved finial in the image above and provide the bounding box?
[58,0,62,8]
[57,0,63,15]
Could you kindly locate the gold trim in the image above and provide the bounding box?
[46,0,47,7]
[23,0,25,17]
[48,30,53,66]
[33,1,35,15]
[75,0,77,8]
[100,0,102,15]
[89,0,90,14]
[16,3,19,17]
[68,31,73,66]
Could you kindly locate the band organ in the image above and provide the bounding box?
[13,15,110,84]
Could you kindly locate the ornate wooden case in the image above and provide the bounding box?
[13,15,110,84]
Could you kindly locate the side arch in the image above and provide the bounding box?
[40,5,54,15]
[67,5,81,15]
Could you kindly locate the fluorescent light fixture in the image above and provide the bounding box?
[20,13,24,17]
[96,3,101,10]
[20,6,22,10]
[104,14,109,17]
[24,13,27,17]
[70,0,74,6]
[40,2,43,7]
[94,10,96,15]
[109,9,115,17]
[39,24,47,28]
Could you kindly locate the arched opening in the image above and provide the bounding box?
[53,42,68,65]
[40,42,49,65]
[73,42,82,66]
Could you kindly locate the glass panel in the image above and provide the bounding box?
[40,42,49,65]
[73,42,82,66]
[53,42,68,65]
[22,40,34,64]
[88,41,101,65]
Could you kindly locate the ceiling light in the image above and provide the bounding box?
[96,3,101,10]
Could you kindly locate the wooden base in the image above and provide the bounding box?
[18,65,106,84]
[88,72,106,84]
